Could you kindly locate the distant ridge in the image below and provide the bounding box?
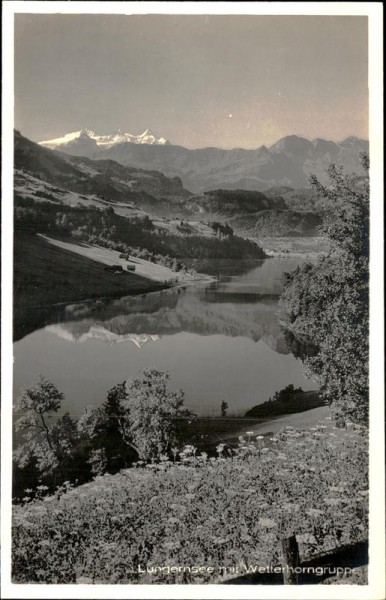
[37,130,368,193]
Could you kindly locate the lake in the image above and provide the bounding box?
[13,257,316,418]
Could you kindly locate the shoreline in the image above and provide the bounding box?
[14,233,215,328]
[39,234,214,283]
[18,232,328,314]
[177,406,330,453]
[227,405,331,439]
[254,235,328,259]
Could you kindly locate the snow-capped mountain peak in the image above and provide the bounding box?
[79,128,95,137]
[39,128,170,149]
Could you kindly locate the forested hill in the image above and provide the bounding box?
[186,188,323,236]
[245,386,324,418]
[187,189,287,215]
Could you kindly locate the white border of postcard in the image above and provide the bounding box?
[2,2,384,599]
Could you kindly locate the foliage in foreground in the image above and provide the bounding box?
[13,419,368,584]
[13,371,191,496]
[279,159,369,426]
[14,377,79,477]
[78,369,191,467]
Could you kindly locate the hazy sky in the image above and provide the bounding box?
[14,14,368,149]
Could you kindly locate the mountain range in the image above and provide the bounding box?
[15,130,368,237]
[40,128,170,149]
[38,129,368,193]
[15,130,191,220]
[13,132,310,232]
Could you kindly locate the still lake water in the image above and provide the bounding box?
[14,257,316,417]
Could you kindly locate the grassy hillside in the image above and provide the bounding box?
[14,234,166,339]
[15,195,267,261]
[12,418,368,584]
[14,233,165,305]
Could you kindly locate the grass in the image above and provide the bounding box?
[12,418,368,584]
[40,235,211,284]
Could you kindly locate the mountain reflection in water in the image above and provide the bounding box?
[45,285,289,354]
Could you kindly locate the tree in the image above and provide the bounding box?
[279,157,369,426]
[210,221,234,238]
[78,383,136,475]
[101,383,128,469]
[14,376,79,481]
[222,223,234,237]
[220,401,228,417]
[78,370,190,465]
[271,384,303,403]
[121,369,191,460]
